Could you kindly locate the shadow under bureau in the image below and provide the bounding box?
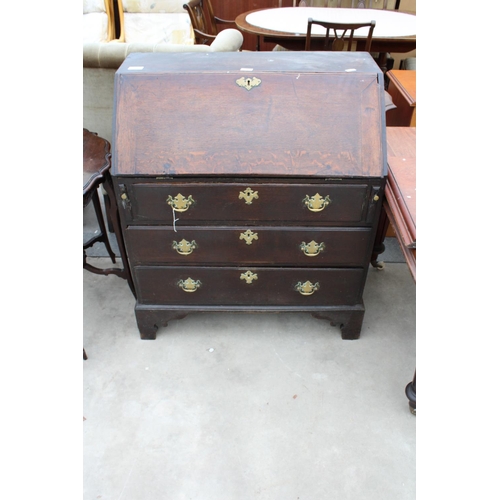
[112,52,387,340]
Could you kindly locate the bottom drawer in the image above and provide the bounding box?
[134,266,365,306]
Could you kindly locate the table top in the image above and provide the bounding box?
[237,7,416,39]
[83,128,111,197]
[386,127,416,247]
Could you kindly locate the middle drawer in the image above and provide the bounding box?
[125,226,372,267]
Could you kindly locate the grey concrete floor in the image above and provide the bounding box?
[83,199,416,500]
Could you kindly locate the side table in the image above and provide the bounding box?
[83,129,135,297]
[385,70,416,127]
[371,127,416,414]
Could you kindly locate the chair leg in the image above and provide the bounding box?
[83,348,88,360]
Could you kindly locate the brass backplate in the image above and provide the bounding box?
[295,280,320,295]
[167,193,194,212]
[303,193,331,212]
[300,240,326,257]
[172,239,197,255]
[178,277,201,292]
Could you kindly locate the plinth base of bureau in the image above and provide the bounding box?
[134,303,365,341]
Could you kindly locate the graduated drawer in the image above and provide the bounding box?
[123,182,371,224]
[134,266,364,306]
[126,226,372,267]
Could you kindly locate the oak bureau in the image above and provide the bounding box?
[112,51,387,340]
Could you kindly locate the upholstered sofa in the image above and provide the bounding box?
[83,0,244,143]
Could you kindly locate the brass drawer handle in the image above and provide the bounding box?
[172,239,197,255]
[295,281,320,296]
[239,187,259,205]
[177,278,201,292]
[300,240,325,257]
[167,193,194,212]
[303,193,331,212]
[240,271,258,284]
[239,229,258,245]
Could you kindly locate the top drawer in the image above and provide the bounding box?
[118,182,378,225]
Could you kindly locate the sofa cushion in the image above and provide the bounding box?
[121,0,186,14]
[83,0,109,42]
[123,13,193,44]
[83,0,107,14]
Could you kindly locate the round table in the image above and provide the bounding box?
[236,7,416,55]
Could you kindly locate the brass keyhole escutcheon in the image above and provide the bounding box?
[236,76,262,91]
[295,281,320,296]
[167,193,195,212]
[239,187,259,205]
[172,239,197,255]
[240,271,258,284]
[177,277,201,292]
[239,230,258,245]
[303,193,331,212]
[300,240,326,257]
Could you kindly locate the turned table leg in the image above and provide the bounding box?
[405,370,416,415]
[371,206,390,269]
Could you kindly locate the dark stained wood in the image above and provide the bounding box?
[83,128,111,208]
[121,181,372,224]
[371,127,415,279]
[135,303,365,340]
[134,266,364,306]
[125,226,373,266]
[369,126,415,413]
[312,305,365,340]
[83,129,116,269]
[112,52,387,339]
[406,370,416,414]
[83,129,136,296]
[113,52,385,178]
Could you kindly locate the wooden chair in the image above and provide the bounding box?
[305,18,375,52]
[304,19,396,112]
[183,0,236,45]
